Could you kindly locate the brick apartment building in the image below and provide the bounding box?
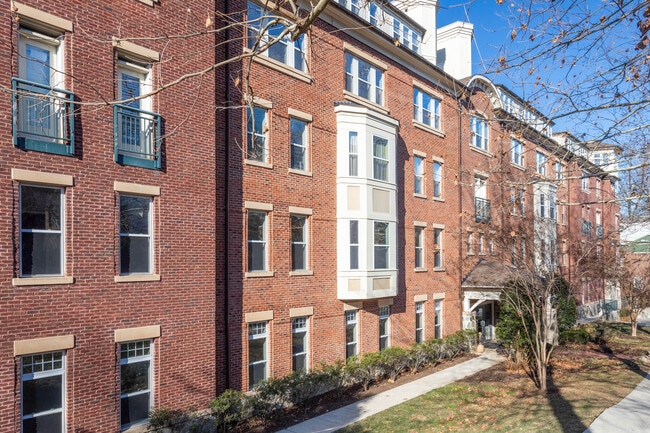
[0,0,620,431]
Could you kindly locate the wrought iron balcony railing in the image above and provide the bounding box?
[475,197,491,224]
[114,104,162,170]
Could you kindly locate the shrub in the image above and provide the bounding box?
[407,343,430,374]
[210,389,247,432]
[560,327,590,345]
[345,352,385,391]
[381,346,410,381]
[148,407,189,431]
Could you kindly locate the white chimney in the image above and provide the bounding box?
[436,21,474,79]
[396,0,439,65]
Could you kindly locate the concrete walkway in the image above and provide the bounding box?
[276,348,504,433]
[583,372,650,433]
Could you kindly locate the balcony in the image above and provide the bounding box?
[12,78,75,156]
[475,197,491,224]
[114,104,162,169]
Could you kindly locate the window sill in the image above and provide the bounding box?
[413,120,445,138]
[414,192,427,199]
[13,276,73,287]
[414,268,428,273]
[469,145,492,158]
[290,270,314,276]
[288,168,313,177]
[246,48,313,84]
[342,90,389,115]
[510,162,526,172]
[245,271,275,278]
[115,274,161,283]
[432,196,445,202]
[433,267,446,272]
[245,159,273,169]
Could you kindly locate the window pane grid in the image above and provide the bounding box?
[345,53,384,105]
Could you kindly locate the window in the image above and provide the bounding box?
[414,226,424,269]
[345,311,358,359]
[291,215,308,271]
[434,300,442,339]
[15,28,75,156]
[549,192,556,221]
[247,106,269,162]
[413,88,440,129]
[119,195,152,275]
[348,131,358,176]
[478,233,485,254]
[345,52,384,105]
[536,152,547,176]
[582,172,589,191]
[538,193,546,219]
[433,161,443,198]
[511,239,517,266]
[596,179,602,197]
[374,221,389,269]
[248,322,268,388]
[467,232,474,255]
[372,136,389,181]
[555,162,563,181]
[292,317,308,372]
[116,61,160,169]
[433,228,443,268]
[349,220,359,270]
[519,189,526,216]
[290,118,308,171]
[489,237,495,254]
[415,302,424,343]
[21,351,65,433]
[20,185,64,277]
[248,211,268,272]
[521,238,526,263]
[247,2,306,71]
[470,116,488,151]
[511,139,524,166]
[120,340,152,428]
[414,155,424,195]
[379,305,390,350]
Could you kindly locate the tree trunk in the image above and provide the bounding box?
[632,320,638,337]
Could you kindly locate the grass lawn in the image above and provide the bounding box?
[339,323,650,433]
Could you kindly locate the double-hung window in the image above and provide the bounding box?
[247,106,269,163]
[345,311,358,359]
[290,118,308,171]
[433,160,443,198]
[116,60,160,169]
[539,193,546,218]
[120,340,152,428]
[379,306,390,350]
[414,155,424,195]
[119,195,153,275]
[415,302,424,343]
[21,351,65,433]
[348,131,359,176]
[470,116,488,151]
[349,220,359,270]
[15,27,75,156]
[345,52,384,105]
[292,317,308,372]
[248,211,268,272]
[20,185,64,277]
[248,322,268,388]
[413,88,440,129]
[291,215,308,271]
[582,172,589,191]
[536,152,547,176]
[511,139,524,166]
[373,136,389,181]
[414,226,424,269]
[433,228,443,268]
[374,221,389,269]
[434,300,443,339]
[555,162,563,181]
[247,2,306,71]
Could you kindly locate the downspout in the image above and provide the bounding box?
[223,0,231,389]
[457,91,464,330]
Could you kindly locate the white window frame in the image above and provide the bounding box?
[433,160,443,199]
[349,220,359,270]
[345,310,358,359]
[414,155,424,195]
[413,88,440,129]
[248,321,268,389]
[467,232,474,255]
[372,136,389,181]
[596,178,602,198]
[470,115,488,151]
[119,194,153,275]
[555,162,563,181]
[292,317,309,372]
[290,117,309,171]
[374,221,390,269]
[379,305,390,350]
[511,139,524,166]
[247,2,307,72]
[247,106,269,163]
[414,226,424,269]
[291,214,308,271]
[345,52,384,105]
[582,172,589,191]
[119,340,153,429]
[247,210,268,272]
[539,193,546,218]
[19,184,65,277]
[434,300,443,339]
[348,131,359,176]
[415,301,424,343]
[21,351,65,433]
[536,152,547,176]
[433,228,443,268]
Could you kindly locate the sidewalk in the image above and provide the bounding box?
[276,348,504,433]
[583,372,650,433]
